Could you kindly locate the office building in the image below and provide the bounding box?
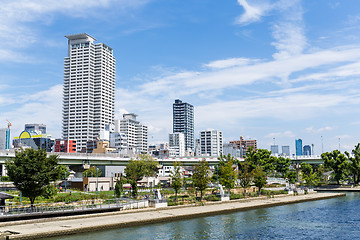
[223,143,242,158]
[62,33,116,152]
[271,145,279,154]
[295,139,303,156]
[169,133,185,157]
[173,99,194,153]
[282,145,290,156]
[197,129,223,156]
[119,114,148,154]
[303,145,311,156]
[13,129,54,152]
[0,128,10,150]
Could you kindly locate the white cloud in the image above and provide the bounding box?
[235,0,271,25]
[0,85,63,138]
[265,131,295,138]
[306,126,335,133]
[133,45,360,97]
[0,0,150,63]
[204,58,261,69]
[236,0,307,61]
[270,0,306,60]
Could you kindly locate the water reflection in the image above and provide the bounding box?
[48,193,360,240]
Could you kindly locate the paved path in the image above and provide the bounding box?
[0,192,345,239]
[315,187,360,192]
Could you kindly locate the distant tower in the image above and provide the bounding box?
[282,146,290,156]
[270,145,279,154]
[62,33,116,152]
[173,99,194,152]
[295,139,303,156]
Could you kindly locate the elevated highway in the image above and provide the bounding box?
[0,150,324,167]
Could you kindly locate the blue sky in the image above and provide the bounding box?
[1,0,360,154]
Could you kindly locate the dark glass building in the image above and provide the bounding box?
[173,99,194,153]
[303,145,311,156]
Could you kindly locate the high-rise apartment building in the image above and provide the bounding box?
[62,33,115,152]
[295,139,303,156]
[119,114,148,154]
[173,99,194,152]
[197,129,223,156]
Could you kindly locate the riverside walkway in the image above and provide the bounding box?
[0,192,345,239]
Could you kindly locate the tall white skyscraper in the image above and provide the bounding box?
[62,33,115,152]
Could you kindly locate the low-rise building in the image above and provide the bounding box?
[55,139,77,153]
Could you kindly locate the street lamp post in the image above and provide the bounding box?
[96,167,99,195]
[65,171,67,192]
[217,165,219,189]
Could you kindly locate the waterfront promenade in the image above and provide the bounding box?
[0,192,344,239]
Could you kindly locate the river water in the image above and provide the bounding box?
[47,193,360,240]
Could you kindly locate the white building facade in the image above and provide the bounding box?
[119,114,148,154]
[62,33,115,152]
[197,129,223,156]
[169,132,185,157]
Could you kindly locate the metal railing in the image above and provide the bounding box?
[0,198,149,216]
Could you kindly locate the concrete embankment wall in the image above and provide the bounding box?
[0,192,346,240]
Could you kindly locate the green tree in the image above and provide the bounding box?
[193,159,211,200]
[114,174,123,198]
[170,162,183,201]
[285,169,297,184]
[238,161,253,188]
[244,147,275,174]
[322,150,348,184]
[301,162,313,177]
[5,149,62,207]
[59,165,70,178]
[252,166,267,191]
[345,143,360,185]
[300,163,318,186]
[124,155,158,198]
[83,166,102,177]
[273,156,291,177]
[218,154,237,193]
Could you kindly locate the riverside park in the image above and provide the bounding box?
[0,144,360,239]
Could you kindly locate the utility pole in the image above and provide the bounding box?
[321,136,323,153]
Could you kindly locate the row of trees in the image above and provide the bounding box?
[169,147,294,201]
[321,143,360,185]
[6,143,360,207]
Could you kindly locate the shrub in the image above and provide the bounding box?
[205,195,220,201]
[168,201,179,206]
[230,193,244,200]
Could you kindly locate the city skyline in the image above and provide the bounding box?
[1,1,360,154]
